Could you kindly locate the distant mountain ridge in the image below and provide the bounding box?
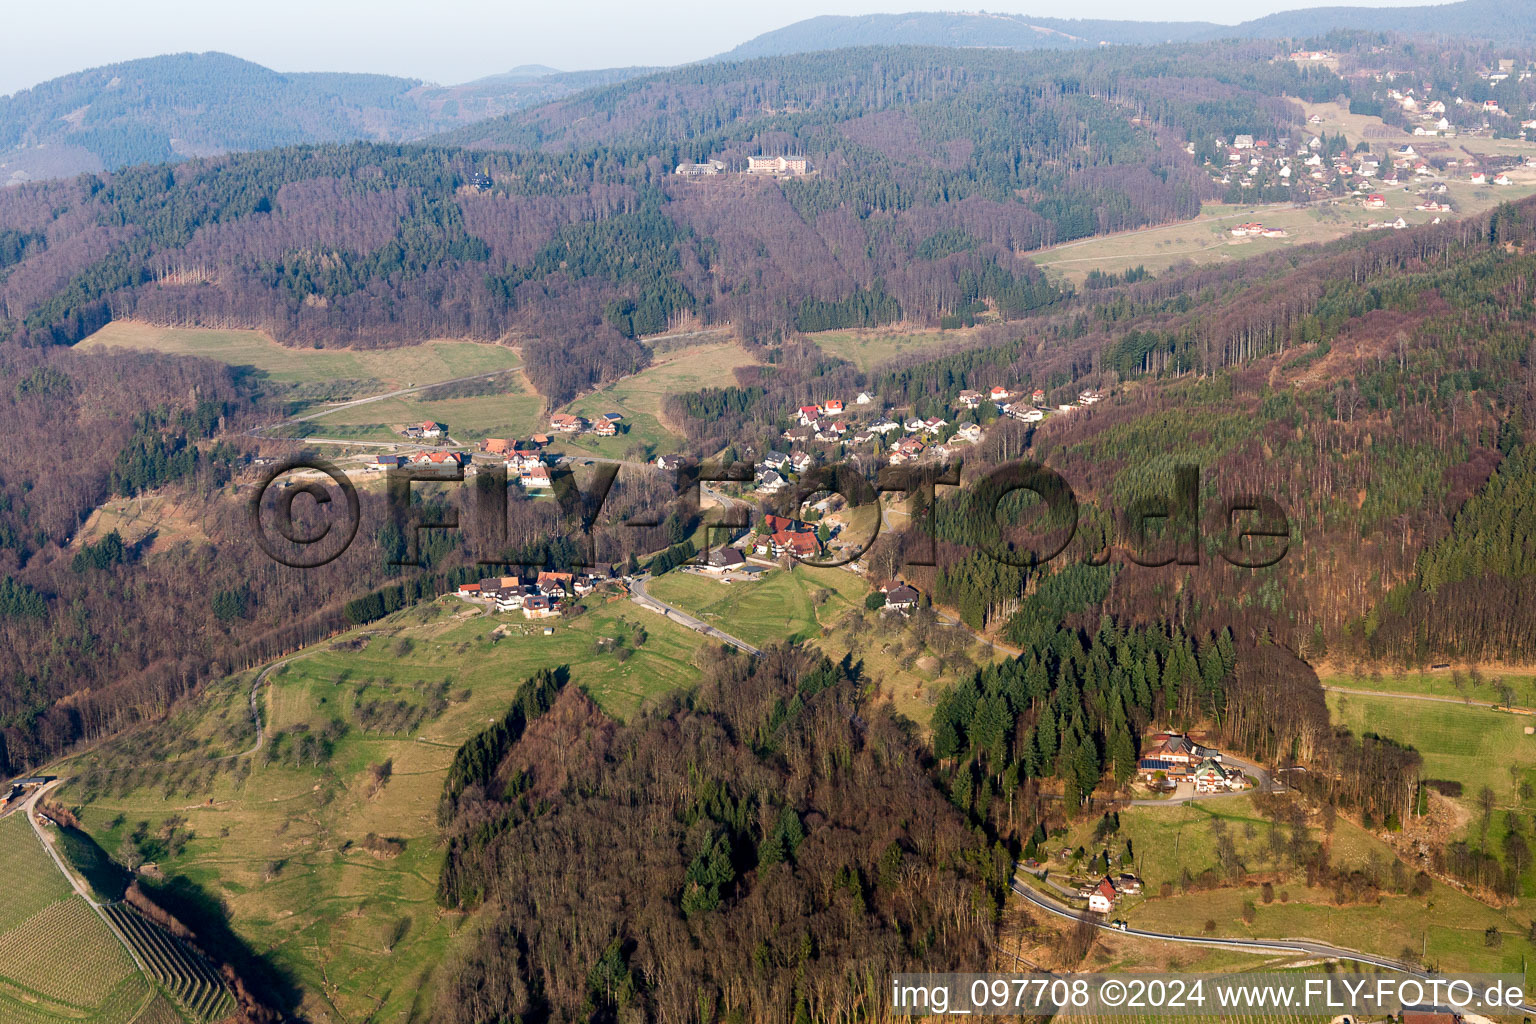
[0,52,651,184]
[717,0,1535,59]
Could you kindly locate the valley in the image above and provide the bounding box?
[9,13,1536,1024]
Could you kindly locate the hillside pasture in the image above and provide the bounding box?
[62,596,709,1024]
[559,341,756,458]
[77,322,522,390]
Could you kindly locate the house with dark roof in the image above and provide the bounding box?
[703,547,746,573]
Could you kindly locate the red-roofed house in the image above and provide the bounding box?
[1088,877,1118,913]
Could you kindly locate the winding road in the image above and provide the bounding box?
[1011,873,1536,1012]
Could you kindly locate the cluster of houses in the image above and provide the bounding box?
[751,385,1104,492]
[1136,733,1249,793]
[476,438,555,489]
[1198,120,1520,206]
[675,155,811,177]
[549,412,624,438]
[456,570,608,618]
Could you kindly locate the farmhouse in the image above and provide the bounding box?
[882,582,919,611]
[550,413,587,433]
[593,420,618,436]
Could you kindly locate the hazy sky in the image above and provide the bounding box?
[2,0,1436,96]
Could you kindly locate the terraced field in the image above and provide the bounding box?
[104,906,233,1023]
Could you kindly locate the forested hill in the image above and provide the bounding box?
[1231,0,1536,44]
[0,53,650,183]
[718,0,1536,60]
[0,42,1336,404]
[713,12,1219,60]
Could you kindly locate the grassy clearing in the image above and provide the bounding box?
[808,327,972,373]
[1325,690,1536,813]
[558,342,756,459]
[77,322,520,390]
[1030,182,1536,288]
[1320,668,1536,704]
[61,596,708,1024]
[644,563,999,725]
[299,387,546,444]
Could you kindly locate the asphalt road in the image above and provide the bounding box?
[1013,874,1408,970]
[629,574,761,656]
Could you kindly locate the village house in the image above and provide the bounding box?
[1030,388,1046,405]
[593,420,618,437]
[855,391,875,405]
[771,530,821,559]
[888,437,927,464]
[955,423,983,444]
[755,469,787,494]
[869,419,902,435]
[988,386,1011,402]
[821,399,844,416]
[536,571,573,597]
[703,546,747,573]
[881,581,920,611]
[550,413,586,433]
[519,463,552,490]
[419,421,445,439]
[655,454,684,472]
[1011,406,1044,423]
[1087,877,1119,913]
[958,390,983,409]
[1193,757,1246,794]
[481,438,514,456]
[1078,389,1103,406]
[372,455,407,471]
[788,451,815,474]
[522,594,558,619]
[758,451,790,472]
